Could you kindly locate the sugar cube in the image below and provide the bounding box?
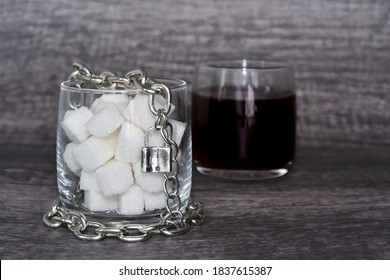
[61,106,93,142]
[144,191,166,212]
[119,185,145,215]
[91,94,130,114]
[83,190,118,212]
[86,104,125,138]
[123,94,175,131]
[170,119,186,146]
[132,161,165,193]
[145,129,164,146]
[115,122,144,163]
[96,159,134,196]
[73,136,115,172]
[80,171,101,192]
[63,142,81,175]
[148,119,186,147]
[123,94,154,130]
[105,128,119,150]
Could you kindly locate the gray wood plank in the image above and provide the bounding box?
[1,0,390,260]
[0,0,390,145]
[1,142,390,259]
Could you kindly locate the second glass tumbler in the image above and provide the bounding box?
[192,59,296,180]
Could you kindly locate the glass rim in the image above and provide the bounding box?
[60,78,187,94]
[196,59,293,71]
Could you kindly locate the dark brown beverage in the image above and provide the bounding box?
[192,87,296,170]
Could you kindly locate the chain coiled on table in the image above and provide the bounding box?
[43,198,204,241]
[43,62,204,241]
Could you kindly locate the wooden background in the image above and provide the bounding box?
[1,0,390,260]
[1,0,389,145]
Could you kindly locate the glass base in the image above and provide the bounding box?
[196,166,290,180]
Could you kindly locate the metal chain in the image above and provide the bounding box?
[43,198,204,242]
[44,62,204,241]
[68,62,158,92]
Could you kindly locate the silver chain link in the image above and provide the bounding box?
[44,62,204,241]
[43,198,205,242]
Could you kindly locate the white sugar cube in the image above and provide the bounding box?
[148,119,186,147]
[144,191,166,212]
[96,159,134,196]
[84,190,118,212]
[132,161,165,193]
[91,94,130,114]
[61,106,93,142]
[63,142,81,175]
[123,94,175,131]
[73,136,115,172]
[86,104,125,138]
[123,94,154,130]
[115,122,144,163]
[80,171,101,192]
[105,128,119,150]
[170,119,186,146]
[119,185,145,215]
[145,129,164,146]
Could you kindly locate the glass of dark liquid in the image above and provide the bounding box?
[192,59,296,180]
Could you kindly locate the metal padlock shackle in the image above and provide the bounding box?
[143,127,170,147]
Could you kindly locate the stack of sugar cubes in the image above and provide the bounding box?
[61,93,186,215]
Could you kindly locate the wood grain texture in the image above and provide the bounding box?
[0,0,389,145]
[1,141,390,259]
[1,0,390,260]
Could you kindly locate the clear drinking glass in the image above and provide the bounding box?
[192,59,296,180]
[57,78,191,223]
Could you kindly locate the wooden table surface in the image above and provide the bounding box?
[1,140,390,260]
[1,0,390,260]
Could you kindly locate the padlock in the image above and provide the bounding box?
[141,128,171,173]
